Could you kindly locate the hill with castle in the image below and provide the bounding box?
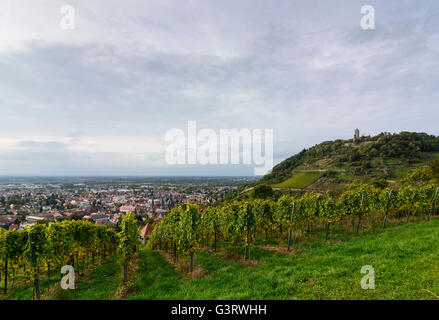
[257,130,439,192]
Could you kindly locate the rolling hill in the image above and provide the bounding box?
[259,131,439,192]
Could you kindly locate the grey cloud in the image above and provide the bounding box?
[16,141,68,149]
[0,0,438,175]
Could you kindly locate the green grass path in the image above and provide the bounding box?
[1,256,122,300]
[51,256,121,300]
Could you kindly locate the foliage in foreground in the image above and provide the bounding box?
[0,213,139,299]
[149,184,439,268]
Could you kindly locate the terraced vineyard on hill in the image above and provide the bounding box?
[259,132,439,192]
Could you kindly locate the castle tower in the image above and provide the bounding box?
[354,128,360,140]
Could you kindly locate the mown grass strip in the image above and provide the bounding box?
[274,171,323,189]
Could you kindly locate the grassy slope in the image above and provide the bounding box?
[129,219,439,300]
[0,271,61,300]
[0,256,122,300]
[273,171,322,189]
[49,256,122,300]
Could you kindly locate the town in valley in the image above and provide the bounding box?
[0,177,256,233]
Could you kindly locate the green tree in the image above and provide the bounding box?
[253,185,274,199]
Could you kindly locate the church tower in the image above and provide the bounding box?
[151,191,155,213]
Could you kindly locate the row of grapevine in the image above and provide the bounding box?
[0,213,139,299]
[118,213,140,294]
[148,184,439,269]
[149,204,201,271]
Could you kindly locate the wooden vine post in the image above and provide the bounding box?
[190,214,194,273]
[3,256,7,295]
[213,212,218,253]
[356,193,365,234]
[429,187,439,220]
[287,201,296,251]
[325,222,330,241]
[30,233,40,300]
[383,190,392,229]
[123,221,128,290]
[244,205,252,260]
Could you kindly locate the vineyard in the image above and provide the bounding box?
[0,213,139,299]
[1,184,439,299]
[149,184,439,267]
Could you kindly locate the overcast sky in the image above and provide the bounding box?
[0,0,438,176]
